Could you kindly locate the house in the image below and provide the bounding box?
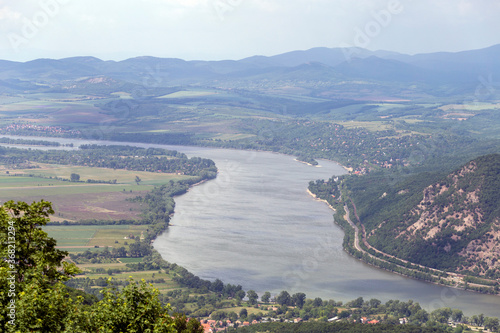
[368,319,380,324]
[399,318,408,324]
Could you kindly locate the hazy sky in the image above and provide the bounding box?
[1,0,500,62]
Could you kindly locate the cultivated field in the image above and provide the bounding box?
[43,224,147,251]
[0,163,194,221]
[44,224,183,292]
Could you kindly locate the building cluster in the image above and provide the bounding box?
[0,123,81,135]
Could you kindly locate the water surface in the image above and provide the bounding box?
[2,135,500,317]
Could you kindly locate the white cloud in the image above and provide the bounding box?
[1,0,500,61]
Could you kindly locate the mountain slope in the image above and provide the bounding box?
[368,154,500,277]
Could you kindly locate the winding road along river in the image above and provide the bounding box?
[2,136,500,317]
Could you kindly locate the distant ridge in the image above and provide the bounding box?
[1,44,499,93]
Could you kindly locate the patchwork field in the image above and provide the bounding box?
[0,163,194,221]
[43,224,183,292]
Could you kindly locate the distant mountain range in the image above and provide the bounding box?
[2,44,500,97]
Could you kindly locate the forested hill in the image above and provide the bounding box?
[364,154,500,278]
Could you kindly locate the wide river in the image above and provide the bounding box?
[2,135,500,317]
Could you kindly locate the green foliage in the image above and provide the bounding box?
[234,321,448,332]
[0,200,203,333]
[246,290,258,305]
[65,279,175,333]
[261,291,271,303]
[0,145,216,177]
[70,173,80,182]
[0,200,80,331]
[0,200,78,284]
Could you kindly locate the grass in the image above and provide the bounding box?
[44,225,148,249]
[119,257,144,263]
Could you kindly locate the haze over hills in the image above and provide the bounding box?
[1,44,500,98]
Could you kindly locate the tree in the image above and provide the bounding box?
[0,200,80,332]
[261,291,271,303]
[339,310,351,319]
[212,278,224,292]
[0,200,78,283]
[347,297,363,308]
[211,310,227,321]
[247,290,258,305]
[484,317,499,332]
[235,289,246,302]
[70,173,80,182]
[451,309,463,323]
[313,297,323,307]
[227,311,238,323]
[292,292,306,309]
[135,175,142,185]
[431,308,452,324]
[369,298,381,308]
[276,290,291,306]
[173,313,204,333]
[239,308,248,319]
[66,279,176,332]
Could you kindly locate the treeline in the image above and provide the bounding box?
[0,137,69,146]
[0,144,217,177]
[235,322,448,333]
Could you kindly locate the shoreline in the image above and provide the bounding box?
[0,134,353,174]
[306,188,336,212]
[293,158,322,168]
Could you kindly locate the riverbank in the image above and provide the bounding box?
[339,196,499,298]
[306,188,336,212]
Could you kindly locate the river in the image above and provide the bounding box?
[2,135,500,317]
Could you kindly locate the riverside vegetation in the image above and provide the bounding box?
[2,46,500,331]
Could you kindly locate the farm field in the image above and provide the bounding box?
[43,224,147,249]
[0,163,194,221]
[44,224,183,292]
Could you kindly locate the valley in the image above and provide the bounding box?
[1,44,500,330]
